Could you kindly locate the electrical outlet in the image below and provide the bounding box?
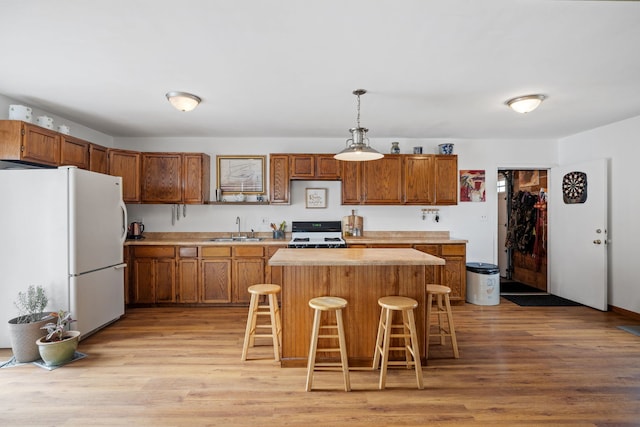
[261,217,269,225]
[480,215,488,222]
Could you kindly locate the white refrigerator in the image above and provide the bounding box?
[0,166,128,348]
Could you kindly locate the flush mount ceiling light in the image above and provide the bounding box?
[506,94,546,114]
[166,91,201,112]
[334,89,384,162]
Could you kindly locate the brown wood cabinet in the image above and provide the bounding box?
[342,154,458,206]
[177,247,199,303]
[434,155,458,205]
[140,152,211,204]
[89,143,108,174]
[108,149,141,203]
[404,155,434,204]
[232,246,266,304]
[131,246,176,304]
[201,246,232,303]
[182,153,211,204]
[414,244,466,303]
[289,154,341,180]
[60,134,90,169]
[141,152,183,203]
[127,243,287,306]
[341,155,404,204]
[0,120,60,166]
[269,154,290,204]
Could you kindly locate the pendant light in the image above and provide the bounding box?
[334,89,384,161]
[505,94,546,114]
[166,91,201,112]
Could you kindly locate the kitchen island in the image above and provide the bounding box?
[268,248,445,367]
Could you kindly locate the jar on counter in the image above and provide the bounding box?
[390,142,400,154]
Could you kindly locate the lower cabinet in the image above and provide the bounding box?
[131,246,176,304]
[128,244,286,306]
[414,244,467,303]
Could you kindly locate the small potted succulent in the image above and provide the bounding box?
[7,285,54,363]
[35,310,80,367]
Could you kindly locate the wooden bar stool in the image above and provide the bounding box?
[372,296,423,390]
[426,284,459,359]
[241,284,282,362]
[305,296,350,392]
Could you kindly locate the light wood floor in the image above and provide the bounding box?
[2,299,640,427]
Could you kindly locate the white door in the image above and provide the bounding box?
[68,168,127,274]
[548,159,608,310]
[70,264,125,338]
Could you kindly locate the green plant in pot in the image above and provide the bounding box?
[7,285,53,363]
[36,310,80,367]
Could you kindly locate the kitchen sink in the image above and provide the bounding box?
[208,237,263,242]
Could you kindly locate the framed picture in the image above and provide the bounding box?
[305,188,327,209]
[216,155,266,194]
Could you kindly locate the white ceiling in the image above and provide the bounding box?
[1,0,639,140]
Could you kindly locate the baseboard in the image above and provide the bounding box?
[610,305,640,321]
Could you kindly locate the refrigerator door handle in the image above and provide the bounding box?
[120,200,128,245]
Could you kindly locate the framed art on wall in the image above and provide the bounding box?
[216,155,266,194]
[305,188,327,208]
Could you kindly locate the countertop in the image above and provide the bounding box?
[268,248,446,266]
[124,231,467,246]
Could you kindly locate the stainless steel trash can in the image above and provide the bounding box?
[466,262,500,305]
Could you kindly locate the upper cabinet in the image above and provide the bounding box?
[89,143,108,174]
[108,148,141,203]
[289,154,341,180]
[433,155,458,205]
[140,152,210,204]
[60,134,90,170]
[0,120,110,172]
[0,120,60,166]
[182,153,211,204]
[270,154,290,204]
[342,154,458,206]
[271,152,458,206]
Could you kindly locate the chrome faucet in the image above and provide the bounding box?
[235,216,241,237]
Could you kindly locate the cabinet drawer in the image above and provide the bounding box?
[179,247,198,258]
[133,246,175,258]
[233,246,265,257]
[414,245,439,256]
[201,246,232,257]
[441,244,465,256]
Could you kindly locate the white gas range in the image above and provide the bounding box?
[288,221,347,248]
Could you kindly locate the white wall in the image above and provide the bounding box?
[116,136,558,266]
[559,115,640,314]
[0,94,114,146]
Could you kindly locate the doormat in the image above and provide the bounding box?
[0,351,87,370]
[617,325,640,337]
[501,294,583,306]
[500,281,545,294]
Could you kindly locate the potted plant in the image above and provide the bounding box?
[36,310,80,367]
[7,285,53,363]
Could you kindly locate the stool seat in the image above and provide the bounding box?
[309,296,348,311]
[306,296,350,392]
[426,284,451,295]
[373,295,423,390]
[241,284,282,362]
[249,284,281,295]
[426,284,459,360]
[378,296,418,311]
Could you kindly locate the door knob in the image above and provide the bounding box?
[593,239,602,244]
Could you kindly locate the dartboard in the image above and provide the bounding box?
[562,171,587,204]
